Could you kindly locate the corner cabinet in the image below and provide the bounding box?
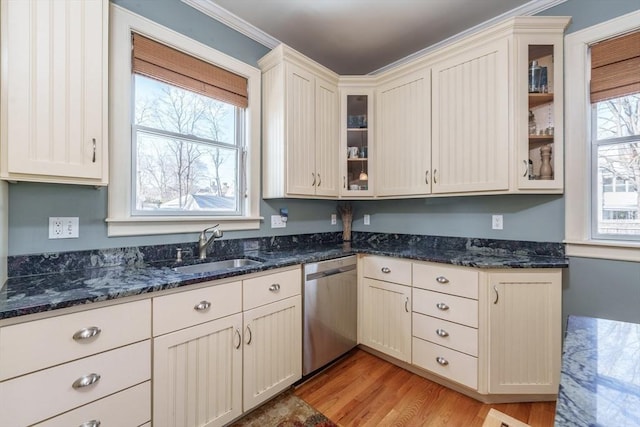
[260,45,340,198]
[0,0,109,185]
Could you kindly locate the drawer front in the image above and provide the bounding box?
[413,262,478,299]
[413,337,478,390]
[243,268,301,311]
[412,313,478,357]
[0,340,150,427]
[363,255,412,285]
[33,381,151,427]
[153,280,242,336]
[0,299,150,380]
[413,288,478,327]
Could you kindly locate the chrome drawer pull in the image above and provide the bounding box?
[381,267,391,274]
[194,301,211,311]
[405,297,409,313]
[269,283,281,292]
[436,356,449,366]
[436,276,449,284]
[436,302,449,311]
[436,328,449,337]
[245,325,252,345]
[79,420,101,427]
[72,373,101,389]
[73,326,101,341]
[234,328,241,349]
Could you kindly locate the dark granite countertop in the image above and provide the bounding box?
[0,233,567,321]
[555,316,640,427]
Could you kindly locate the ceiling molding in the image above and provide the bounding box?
[182,0,568,74]
[371,0,569,74]
[181,0,281,48]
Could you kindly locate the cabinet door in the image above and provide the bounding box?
[153,314,243,427]
[487,271,562,394]
[243,295,302,411]
[376,68,431,196]
[431,38,509,194]
[1,0,107,184]
[315,77,339,197]
[360,278,412,362]
[285,63,316,195]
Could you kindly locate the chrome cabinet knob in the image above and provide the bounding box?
[436,302,449,311]
[436,328,449,337]
[269,283,281,292]
[381,267,391,274]
[436,356,449,366]
[436,276,449,284]
[194,301,211,311]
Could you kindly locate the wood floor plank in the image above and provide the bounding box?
[295,349,556,427]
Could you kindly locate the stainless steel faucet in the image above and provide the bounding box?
[198,224,223,260]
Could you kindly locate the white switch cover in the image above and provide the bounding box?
[271,215,286,228]
[331,214,337,225]
[492,215,503,230]
[363,214,371,225]
[49,217,79,239]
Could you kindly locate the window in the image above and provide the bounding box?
[565,11,640,261]
[108,5,261,236]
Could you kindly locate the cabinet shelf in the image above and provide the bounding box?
[528,93,553,108]
[347,157,368,162]
[347,127,368,131]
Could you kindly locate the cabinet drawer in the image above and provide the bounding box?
[0,340,150,427]
[413,288,478,327]
[363,255,412,285]
[0,299,150,380]
[412,313,478,357]
[153,280,242,336]
[413,262,478,299]
[413,338,478,390]
[33,381,151,427]
[243,268,301,310]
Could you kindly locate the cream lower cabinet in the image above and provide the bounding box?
[0,300,151,427]
[486,270,562,394]
[0,0,108,185]
[359,256,412,362]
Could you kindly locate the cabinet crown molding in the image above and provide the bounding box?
[258,43,339,84]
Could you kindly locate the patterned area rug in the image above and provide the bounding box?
[231,389,337,427]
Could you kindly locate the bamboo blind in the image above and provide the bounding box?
[590,30,640,103]
[132,33,248,108]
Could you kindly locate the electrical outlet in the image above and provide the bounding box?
[331,214,337,225]
[363,214,371,226]
[492,215,504,230]
[271,215,286,229]
[49,217,79,239]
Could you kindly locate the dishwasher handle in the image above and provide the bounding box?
[306,264,356,281]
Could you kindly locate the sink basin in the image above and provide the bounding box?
[173,258,262,274]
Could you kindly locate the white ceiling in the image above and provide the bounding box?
[183,0,567,75]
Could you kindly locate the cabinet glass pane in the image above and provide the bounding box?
[346,95,369,191]
[527,45,555,181]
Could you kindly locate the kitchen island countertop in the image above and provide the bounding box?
[0,239,567,320]
[555,315,640,427]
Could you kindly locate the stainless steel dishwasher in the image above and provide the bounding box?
[303,255,357,376]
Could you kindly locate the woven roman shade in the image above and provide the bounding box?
[132,33,248,108]
[590,30,640,103]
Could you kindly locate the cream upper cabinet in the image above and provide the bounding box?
[431,38,509,194]
[0,0,108,185]
[340,82,375,197]
[512,18,569,192]
[486,270,562,395]
[260,45,339,198]
[375,68,431,196]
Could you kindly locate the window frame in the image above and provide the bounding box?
[564,9,640,261]
[107,4,261,236]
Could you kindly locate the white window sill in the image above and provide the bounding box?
[565,240,640,262]
[106,216,262,237]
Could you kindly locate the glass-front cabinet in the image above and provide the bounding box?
[516,28,566,191]
[341,84,374,197]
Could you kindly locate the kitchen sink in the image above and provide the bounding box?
[173,258,263,274]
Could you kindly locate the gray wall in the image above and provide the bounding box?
[6,0,640,323]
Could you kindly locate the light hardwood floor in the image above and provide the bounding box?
[295,349,556,427]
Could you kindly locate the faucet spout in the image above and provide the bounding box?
[198,224,223,259]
